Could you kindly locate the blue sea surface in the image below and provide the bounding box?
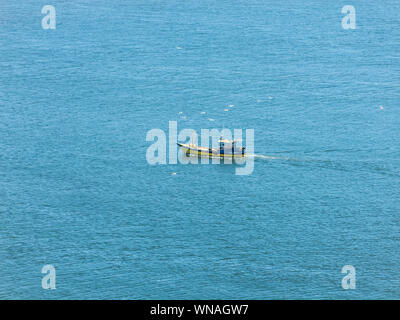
[1,0,399,299]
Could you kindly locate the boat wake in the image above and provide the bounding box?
[248,154,301,161]
[250,153,400,178]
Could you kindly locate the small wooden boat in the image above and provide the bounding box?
[177,138,246,158]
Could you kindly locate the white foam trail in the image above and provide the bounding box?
[249,154,301,161]
[247,154,282,160]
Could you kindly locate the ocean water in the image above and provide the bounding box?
[1,0,399,299]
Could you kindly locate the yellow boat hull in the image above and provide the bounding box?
[178,144,246,158]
